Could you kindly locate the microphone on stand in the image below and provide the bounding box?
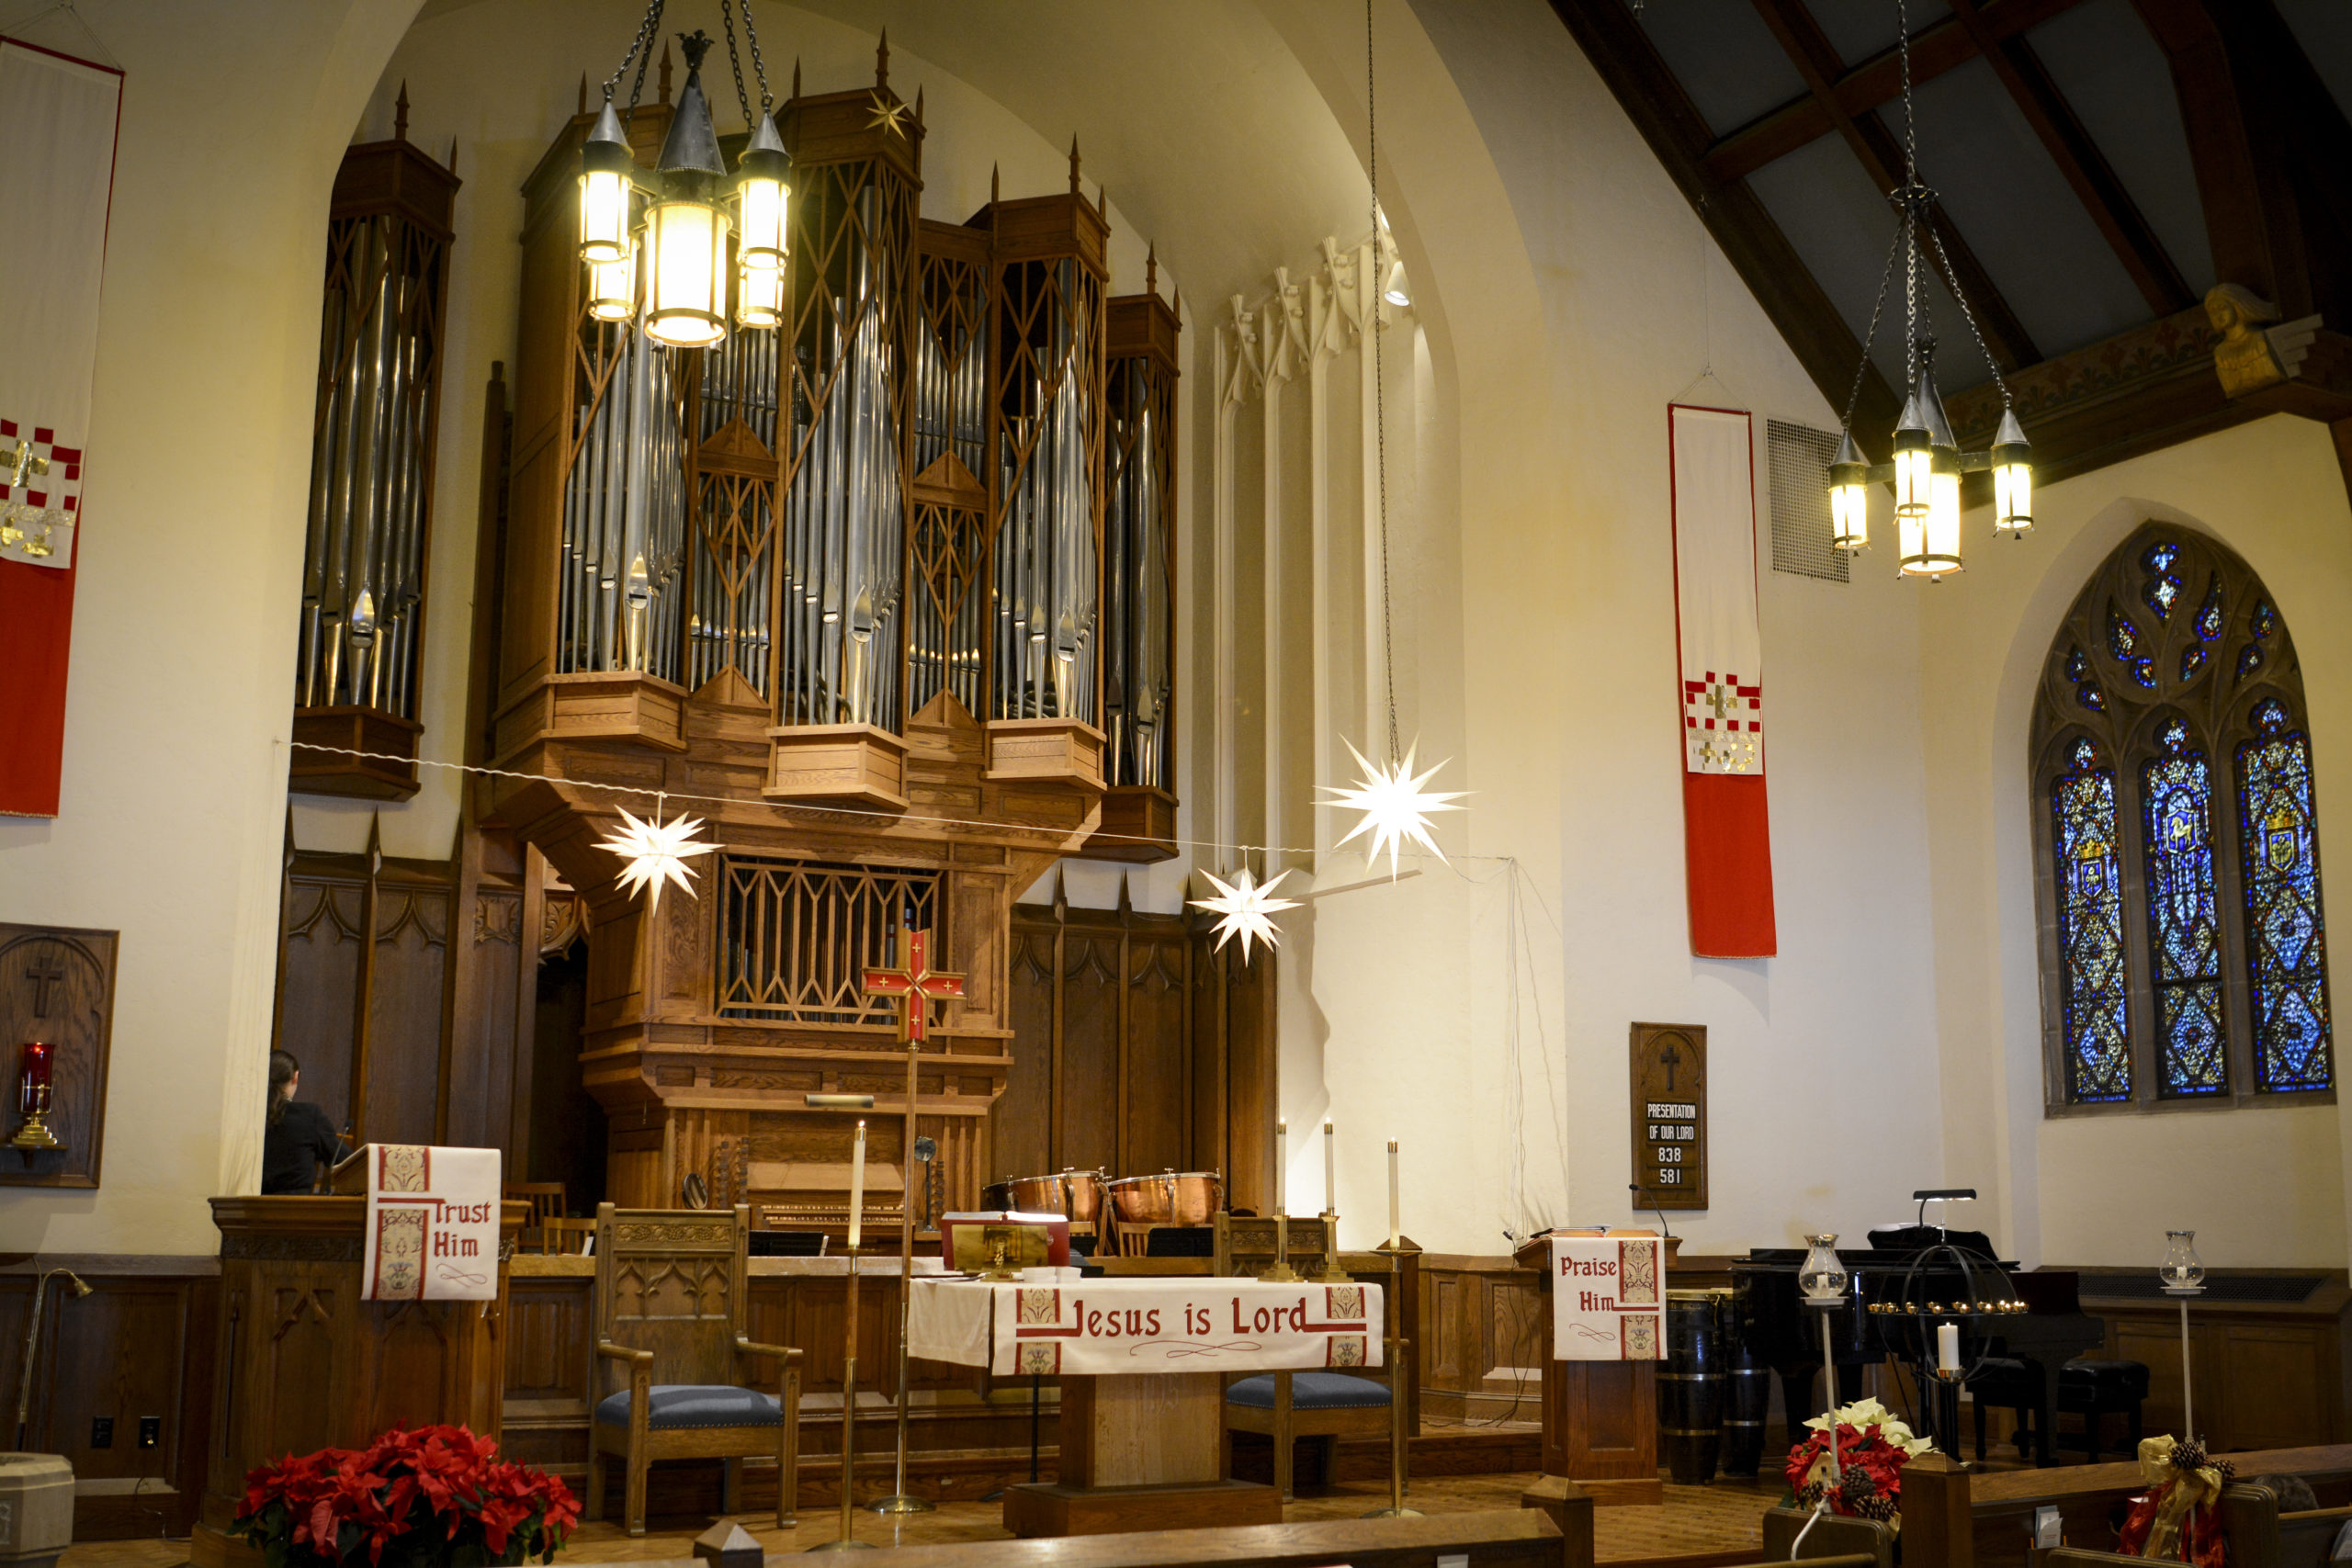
[1629,1182,1676,1242]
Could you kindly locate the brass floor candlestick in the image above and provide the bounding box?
[1316,1211,1351,1283]
[809,1254,873,1551]
[870,1041,934,1516]
[1363,1247,1421,1518]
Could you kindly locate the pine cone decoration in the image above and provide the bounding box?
[2171,1438,2210,1472]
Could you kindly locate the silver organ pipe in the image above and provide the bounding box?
[559,317,687,683]
[906,238,988,716]
[780,171,908,730]
[687,325,783,695]
[992,256,1101,725]
[296,179,451,725]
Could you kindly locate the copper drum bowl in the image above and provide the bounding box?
[1005,1169,1108,1224]
[1107,1170,1225,1226]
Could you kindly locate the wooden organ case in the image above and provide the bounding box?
[490,49,1182,1235]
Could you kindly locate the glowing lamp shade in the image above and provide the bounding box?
[1991,407,2032,534]
[578,102,636,265]
[642,196,731,348]
[736,262,783,330]
[586,254,635,322]
[736,113,790,274]
[1900,467,1963,579]
[1892,424,1934,521]
[1827,430,1869,551]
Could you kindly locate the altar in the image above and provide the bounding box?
[907,1274,1385,1537]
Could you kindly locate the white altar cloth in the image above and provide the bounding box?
[908,1276,1385,1377]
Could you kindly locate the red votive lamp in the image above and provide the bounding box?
[17,1041,52,1116]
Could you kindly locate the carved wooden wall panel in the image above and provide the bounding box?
[360,887,449,1146]
[1001,888,1272,1198]
[0,922,117,1188]
[277,882,365,1128]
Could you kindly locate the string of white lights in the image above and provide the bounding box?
[280,737,1510,868]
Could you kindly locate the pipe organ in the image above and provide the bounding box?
[489,45,1182,1226]
[290,95,458,799]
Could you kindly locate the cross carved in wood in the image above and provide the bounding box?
[24,953,65,1019]
[861,928,964,1049]
[1658,1039,1681,1091]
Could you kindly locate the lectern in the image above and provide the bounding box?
[189,1197,526,1568]
[1512,1234,1679,1506]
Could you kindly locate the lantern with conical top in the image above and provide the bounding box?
[1991,407,2032,534]
[1895,342,1963,580]
[639,32,732,348]
[1827,430,1869,551]
[578,98,634,266]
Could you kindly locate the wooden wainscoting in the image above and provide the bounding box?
[2071,1267,2352,1450]
[1418,1255,1547,1427]
[0,1258,218,1540]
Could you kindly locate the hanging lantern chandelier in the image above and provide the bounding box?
[578,0,790,349]
[1824,0,2032,581]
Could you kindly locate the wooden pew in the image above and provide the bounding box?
[658,1509,1567,1568]
[2278,1505,2352,1568]
[1761,1507,1898,1568]
[1903,1447,2352,1568]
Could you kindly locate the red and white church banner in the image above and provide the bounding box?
[0,37,121,818]
[1669,404,1777,957]
[360,1144,503,1303]
[906,1276,1383,1377]
[1547,1234,1665,1361]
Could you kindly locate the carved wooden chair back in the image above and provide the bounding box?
[592,1203,751,1390]
[505,1180,567,1229]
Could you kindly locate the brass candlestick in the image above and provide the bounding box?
[1362,1243,1421,1518]
[808,1253,873,1551]
[1315,1211,1352,1283]
[1261,1213,1303,1283]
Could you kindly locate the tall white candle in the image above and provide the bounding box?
[1387,1139,1400,1248]
[1937,1321,1959,1375]
[1275,1120,1287,1216]
[1324,1122,1336,1216]
[848,1120,867,1250]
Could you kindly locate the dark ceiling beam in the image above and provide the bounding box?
[1945,0,2191,315]
[1747,0,2043,372]
[1704,0,2091,185]
[2132,0,2352,325]
[1546,0,1901,442]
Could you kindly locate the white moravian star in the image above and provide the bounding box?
[1321,738,1466,877]
[595,807,719,913]
[1188,867,1299,962]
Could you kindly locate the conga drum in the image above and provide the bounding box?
[1719,1284,1770,1477]
[1658,1290,1725,1483]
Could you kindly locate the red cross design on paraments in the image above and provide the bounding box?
[861,929,965,1048]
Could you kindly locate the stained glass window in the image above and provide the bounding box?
[2143,719,2227,1095]
[2053,738,2130,1101]
[2238,700,2332,1092]
[2037,526,2331,1111]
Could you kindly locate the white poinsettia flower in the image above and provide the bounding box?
[1803,1396,1936,1457]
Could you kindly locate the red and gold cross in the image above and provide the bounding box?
[861,928,964,1047]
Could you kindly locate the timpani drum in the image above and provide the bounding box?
[1004,1169,1108,1224]
[1105,1170,1225,1226]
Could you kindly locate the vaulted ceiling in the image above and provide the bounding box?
[1552,0,2352,484]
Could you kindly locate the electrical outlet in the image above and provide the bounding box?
[89,1416,113,1449]
[137,1416,161,1449]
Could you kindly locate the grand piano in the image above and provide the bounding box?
[1731,1227,2105,1465]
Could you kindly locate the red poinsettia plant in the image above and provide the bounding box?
[236,1425,579,1568]
[1783,1397,1936,1531]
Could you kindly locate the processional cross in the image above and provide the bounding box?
[861,928,965,1047]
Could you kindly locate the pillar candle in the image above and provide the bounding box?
[848,1120,867,1250]
[1387,1139,1400,1248]
[1323,1121,1336,1216]
[1275,1121,1286,1215]
[1937,1321,1959,1374]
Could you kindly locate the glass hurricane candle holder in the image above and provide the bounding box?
[1799,1233,1848,1304]
[2161,1229,2205,1291]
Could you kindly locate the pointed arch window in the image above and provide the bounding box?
[2032,525,2334,1111]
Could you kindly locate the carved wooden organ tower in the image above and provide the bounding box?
[490,48,1180,1231]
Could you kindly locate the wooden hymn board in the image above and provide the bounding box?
[1629,1022,1706,1211]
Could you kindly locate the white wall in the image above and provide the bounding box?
[0,0,424,1255]
[1919,413,2352,1269]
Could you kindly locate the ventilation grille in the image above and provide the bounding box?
[1768,419,1849,584]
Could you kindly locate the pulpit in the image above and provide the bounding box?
[1512,1234,1679,1506]
[190,1197,527,1568]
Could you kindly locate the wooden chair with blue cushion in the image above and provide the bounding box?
[1215,1213,1398,1503]
[586,1203,802,1536]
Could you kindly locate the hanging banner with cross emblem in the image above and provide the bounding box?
[1669,404,1776,957]
[0,36,122,818]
